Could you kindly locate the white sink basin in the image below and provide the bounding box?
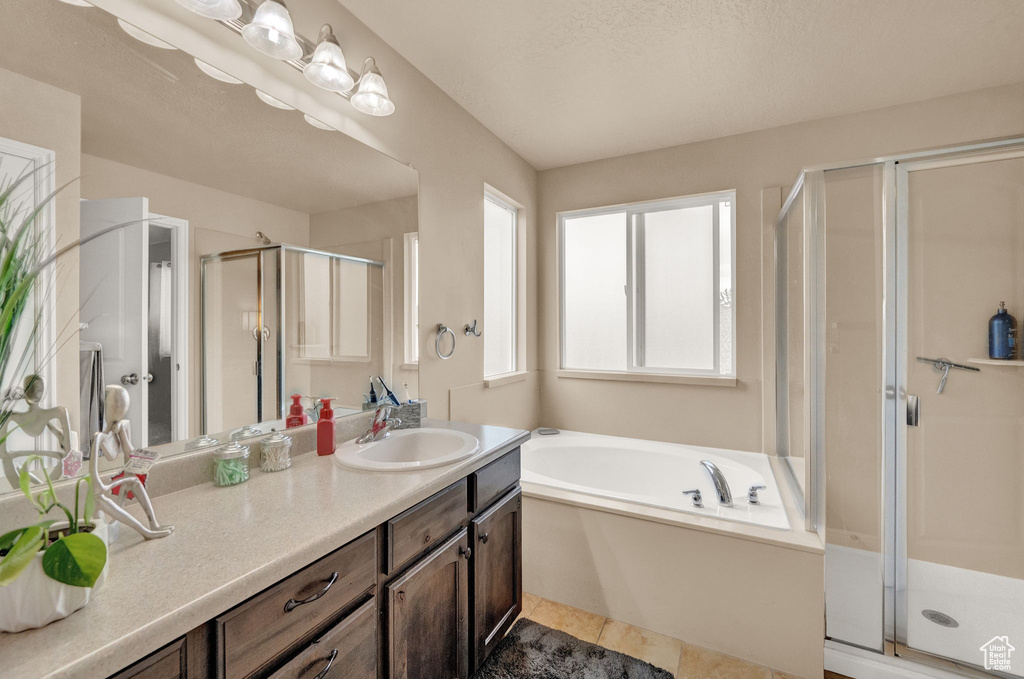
[333,428,480,471]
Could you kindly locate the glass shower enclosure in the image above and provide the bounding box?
[776,139,1024,677]
[201,244,385,434]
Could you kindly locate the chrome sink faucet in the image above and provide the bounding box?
[700,460,732,507]
[356,405,402,444]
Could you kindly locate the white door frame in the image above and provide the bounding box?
[148,213,189,442]
[0,137,57,418]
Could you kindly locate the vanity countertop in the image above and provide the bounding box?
[0,419,529,679]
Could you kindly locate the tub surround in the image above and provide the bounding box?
[521,430,823,678]
[0,419,528,679]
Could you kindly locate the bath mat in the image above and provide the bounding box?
[472,618,674,679]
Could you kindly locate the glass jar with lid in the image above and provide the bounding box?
[260,432,292,472]
[213,442,250,487]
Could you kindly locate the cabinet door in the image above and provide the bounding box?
[470,489,522,670]
[386,529,470,679]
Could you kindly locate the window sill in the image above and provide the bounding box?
[556,369,737,387]
[484,371,529,388]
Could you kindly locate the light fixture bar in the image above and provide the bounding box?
[213,0,360,102]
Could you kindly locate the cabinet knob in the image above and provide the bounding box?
[459,546,472,560]
[397,590,406,603]
[479,533,489,544]
[423,534,431,544]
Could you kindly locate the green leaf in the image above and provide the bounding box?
[0,525,45,586]
[41,532,106,587]
[0,520,54,553]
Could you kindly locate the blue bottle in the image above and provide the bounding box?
[988,302,1017,359]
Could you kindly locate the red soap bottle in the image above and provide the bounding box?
[316,398,336,456]
[286,394,309,428]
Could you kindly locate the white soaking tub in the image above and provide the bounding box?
[521,429,789,530]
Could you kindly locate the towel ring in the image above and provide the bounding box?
[436,324,456,360]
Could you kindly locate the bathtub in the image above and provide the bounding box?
[521,429,790,530]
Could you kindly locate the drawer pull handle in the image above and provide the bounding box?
[460,546,472,560]
[284,572,339,612]
[312,649,339,679]
[479,533,489,544]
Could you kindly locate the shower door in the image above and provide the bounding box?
[896,150,1024,677]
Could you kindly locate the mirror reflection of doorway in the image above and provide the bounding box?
[79,198,188,450]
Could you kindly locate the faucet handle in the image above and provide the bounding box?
[747,484,767,505]
[682,489,703,508]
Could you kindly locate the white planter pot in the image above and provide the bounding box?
[0,519,110,633]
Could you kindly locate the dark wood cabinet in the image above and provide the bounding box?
[386,529,471,679]
[470,488,522,670]
[109,445,523,679]
[267,599,376,679]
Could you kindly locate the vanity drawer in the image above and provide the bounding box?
[215,531,376,679]
[109,637,187,679]
[267,598,376,679]
[469,448,520,512]
[386,478,468,574]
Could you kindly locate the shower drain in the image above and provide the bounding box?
[922,609,960,628]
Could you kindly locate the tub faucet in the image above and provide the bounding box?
[700,460,732,507]
[356,405,402,444]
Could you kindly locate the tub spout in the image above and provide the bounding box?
[700,460,732,507]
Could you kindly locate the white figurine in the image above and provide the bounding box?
[0,375,74,484]
[90,385,173,540]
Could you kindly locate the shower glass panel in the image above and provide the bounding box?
[898,154,1024,675]
[201,252,262,433]
[775,183,807,503]
[822,165,887,652]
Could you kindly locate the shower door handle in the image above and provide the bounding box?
[907,394,920,427]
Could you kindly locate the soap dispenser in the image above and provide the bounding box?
[989,301,1018,359]
[286,394,309,428]
[317,398,336,456]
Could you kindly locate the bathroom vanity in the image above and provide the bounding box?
[0,420,526,679]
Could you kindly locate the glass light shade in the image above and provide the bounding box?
[255,90,294,110]
[303,29,355,93]
[118,20,177,50]
[351,69,395,117]
[303,115,334,131]
[174,0,241,20]
[195,59,243,84]
[242,0,302,61]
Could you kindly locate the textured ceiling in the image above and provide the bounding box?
[1,0,417,214]
[339,0,1024,170]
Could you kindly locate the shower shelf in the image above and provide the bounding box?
[967,358,1024,367]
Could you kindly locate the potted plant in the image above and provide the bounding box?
[0,455,108,632]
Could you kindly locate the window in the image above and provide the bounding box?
[559,191,734,377]
[484,192,517,377]
[404,232,419,364]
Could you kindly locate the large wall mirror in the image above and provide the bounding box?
[0,0,419,492]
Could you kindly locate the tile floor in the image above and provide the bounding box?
[516,593,851,679]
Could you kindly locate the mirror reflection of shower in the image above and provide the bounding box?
[200,243,385,435]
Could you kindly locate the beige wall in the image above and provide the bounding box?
[94,0,541,432]
[538,81,1024,452]
[0,67,81,426]
[80,153,311,436]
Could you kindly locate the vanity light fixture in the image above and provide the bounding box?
[303,114,334,131]
[255,90,295,110]
[241,0,302,61]
[303,25,355,93]
[194,59,243,84]
[117,19,178,50]
[174,0,242,21]
[350,58,395,117]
